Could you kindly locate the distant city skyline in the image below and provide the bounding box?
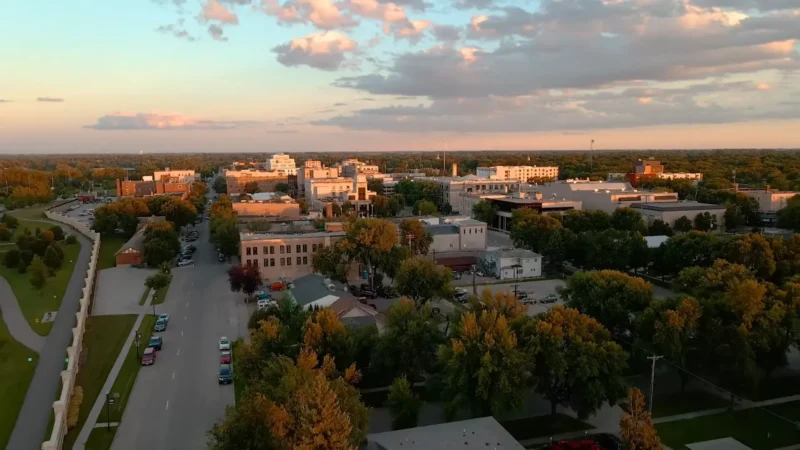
[2,0,800,153]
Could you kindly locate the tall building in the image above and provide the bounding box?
[265,153,297,176]
[476,165,559,181]
[338,158,380,177]
[296,160,340,197]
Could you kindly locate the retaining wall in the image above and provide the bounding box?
[41,212,100,450]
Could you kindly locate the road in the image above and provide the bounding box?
[111,207,252,450]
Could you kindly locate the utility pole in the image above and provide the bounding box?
[471,264,477,295]
[647,355,663,414]
[589,139,595,175]
[105,391,112,431]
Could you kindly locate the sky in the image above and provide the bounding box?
[1,0,800,153]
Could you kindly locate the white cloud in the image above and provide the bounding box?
[272,31,358,70]
[262,0,359,29]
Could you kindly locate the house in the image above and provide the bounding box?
[366,417,524,450]
[287,274,385,332]
[483,249,542,280]
[115,229,146,266]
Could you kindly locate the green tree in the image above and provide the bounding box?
[312,245,350,283]
[1,213,20,229]
[560,270,653,338]
[385,377,421,430]
[43,245,63,271]
[724,203,745,232]
[441,203,452,215]
[143,222,181,266]
[145,272,172,292]
[510,208,562,253]
[661,231,719,275]
[693,212,717,232]
[544,228,570,272]
[275,183,290,193]
[524,306,627,418]
[647,219,673,237]
[0,224,11,241]
[338,218,398,290]
[244,181,259,194]
[211,216,241,257]
[48,225,65,241]
[212,177,227,194]
[398,218,433,255]
[620,388,662,450]
[371,195,393,218]
[674,215,693,233]
[3,249,20,268]
[471,200,497,226]
[718,233,776,280]
[673,259,753,298]
[439,310,529,418]
[373,299,444,383]
[413,199,438,216]
[395,258,452,306]
[777,196,800,230]
[29,255,48,290]
[612,207,647,234]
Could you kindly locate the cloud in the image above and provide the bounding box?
[0,99,11,103]
[272,31,357,70]
[262,0,358,29]
[468,7,537,39]
[155,20,196,41]
[37,97,64,102]
[430,24,461,42]
[208,24,228,41]
[199,0,239,24]
[85,112,259,130]
[333,102,348,106]
[384,18,431,42]
[452,0,496,10]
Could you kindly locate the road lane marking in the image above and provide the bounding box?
[177,349,180,356]
[186,302,189,307]
[172,371,176,380]
[165,401,169,410]
[184,316,187,320]
[181,330,184,336]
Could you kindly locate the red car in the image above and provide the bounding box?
[220,351,232,364]
[141,347,156,366]
[269,281,286,292]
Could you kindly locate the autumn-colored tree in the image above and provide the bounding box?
[303,308,352,369]
[395,258,452,306]
[385,377,421,430]
[373,299,444,383]
[236,316,290,383]
[524,306,627,418]
[560,270,653,338]
[398,218,433,255]
[439,310,529,418]
[620,388,662,450]
[472,289,527,321]
[338,218,398,289]
[673,259,753,299]
[510,208,563,253]
[718,233,776,280]
[227,265,262,298]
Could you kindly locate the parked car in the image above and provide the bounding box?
[219,337,231,351]
[220,351,232,364]
[154,318,168,332]
[453,272,462,280]
[540,294,558,304]
[141,347,156,366]
[521,296,536,305]
[185,237,198,243]
[148,336,163,351]
[257,299,273,310]
[360,289,377,299]
[269,281,286,291]
[377,285,396,298]
[176,259,194,267]
[218,364,233,384]
[456,293,470,304]
[158,313,169,324]
[217,253,225,263]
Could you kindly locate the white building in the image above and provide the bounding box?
[265,153,297,176]
[631,202,726,233]
[296,161,340,198]
[338,158,380,177]
[423,219,487,253]
[476,165,559,181]
[305,177,357,202]
[532,179,679,213]
[483,249,542,280]
[153,169,196,183]
[739,187,797,213]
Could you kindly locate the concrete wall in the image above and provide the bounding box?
[430,233,460,253]
[41,210,101,450]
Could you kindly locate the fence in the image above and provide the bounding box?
[40,211,100,450]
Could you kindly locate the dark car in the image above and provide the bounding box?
[218,253,225,262]
[141,347,156,366]
[218,364,233,384]
[148,336,162,351]
[377,285,396,298]
[540,294,558,304]
[360,289,377,299]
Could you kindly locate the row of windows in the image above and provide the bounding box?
[462,227,484,234]
[245,256,310,268]
[245,243,322,256]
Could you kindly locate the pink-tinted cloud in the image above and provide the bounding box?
[200,0,239,24]
[37,97,65,102]
[262,0,358,29]
[272,31,358,70]
[85,112,258,130]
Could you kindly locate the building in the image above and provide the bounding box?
[287,273,385,332]
[305,177,357,202]
[422,218,487,253]
[366,417,523,450]
[308,173,378,217]
[432,175,521,213]
[240,222,347,281]
[232,193,301,219]
[532,179,679,213]
[632,159,703,182]
[476,165,559,181]
[483,248,542,280]
[265,153,297,176]
[338,158,380,177]
[115,177,191,198]
[296,160,340,198]
[460,191,582,231]
[153,169,196,183]
[631,202,726,233]
[114,229,146,266]
[225,170,288,195]
[739,186,797,212]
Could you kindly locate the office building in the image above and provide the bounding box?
[432,175,521,213]
[338,158,380,177]
[632,159,703,182]
[115,169,195,198]
[423,218,487,253]
[232,193,301,219]
[739,186,797,212]
[476,165,559,181]
[532,179,679,213]
[296,160,340,197]
[153,169,196,183]
[631,202,726,233]
[265,153,298,176]
[225,170,288,195]
[460,191,581,231]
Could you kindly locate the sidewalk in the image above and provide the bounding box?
[0,278,45,352]
[73,289,155,450]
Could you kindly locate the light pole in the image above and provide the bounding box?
[105,391,111,431]
[134,332,141,359]
[647,355,663,414]
[152,304,156,317]
[471,264,476,295]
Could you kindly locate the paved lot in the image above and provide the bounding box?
[111,202,253,450]
[60,202,99,227]
[476,279,567,316]
[93,267,156,316]
[487,229,513,248]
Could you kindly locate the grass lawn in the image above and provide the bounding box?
[656,401,800,450]
[109,315,156,423]
[151,283,170,305]
[651,391,728,418]
[500,414,593,441]
[0,239,82,335]
[62,315,137,450]
[97,235,126,271]
[138,287,151,306]
[9,205,49,220]
[84,427,115,450]
[0,312,39,450]
[751,373,800,401]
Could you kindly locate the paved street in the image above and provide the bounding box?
[111,213,253,450]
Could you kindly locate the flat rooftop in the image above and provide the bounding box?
[241,230,344,241]
[631,202,725,212]
[366,417,523,450]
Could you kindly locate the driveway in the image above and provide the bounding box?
[93,266,156,316]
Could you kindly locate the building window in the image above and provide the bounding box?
[297,256,301,265]
[302,244,307,252]
[296,244,301,253]
[280,246,284,254]
[303,256,308,265]
[253,259,258,267]
[270,246,275,254]
[263,246,268,254]
[246,247,251,256]
[253,247,258,255]
[312,244,317,252]
[264,258,268,267]
[280,258,285,266]
[287,257,292,266]
[270,258,275,266]
[286,245,291,254]
[246,259,251,267]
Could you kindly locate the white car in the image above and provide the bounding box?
[219,337,231,351]
[176,259,194,267]
[257,299,273,310]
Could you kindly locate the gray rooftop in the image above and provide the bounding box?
[686,438,753,450]
[631,202,725,212]
[366,417,523,450]
[424,224,458,236]
[341,316,378,329]
[115,229,146,255]
[241,230,345,241]
[493,248,541,258]
[454,219,486,226]
[288,273,349,307]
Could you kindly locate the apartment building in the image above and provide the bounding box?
[532,179,679,213]
[240,223,346,282]
[265,153,298,176]
[476,165,559,181]
[338,158,380,177]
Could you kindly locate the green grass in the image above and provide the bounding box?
[62,315,137,450]
[138,287,151,306]
[656,401,800,450]
[9,205,50,220]
[0,312,39,450]
[500,414,594,441]
[751,374,800,401]
[84,427,115,450]
[109,315,156,423]
[651,391,729,418]
[0,239,82,335]
[150,282,170,305]
[97,235,126,271]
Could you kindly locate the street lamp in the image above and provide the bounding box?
[105,391,112,431]
[134,332,142,359]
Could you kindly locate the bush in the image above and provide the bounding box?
[44,245,64,271]
[0,224,11,241]
[247,308,274,330]
[1,213,19,229]
[67,386,84,429]
[3,249,20,268]
[17,261,27,274]
[65,235,78,245]
[18,249,34,268]
[49,225,65,241]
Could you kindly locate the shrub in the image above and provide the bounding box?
[49,225,65,241]
[44,245,64,271]
[1,213,19,229]
[67,386,84,429]
[3,249,20,268]
[65,235,78,245]
[18,249,34,268]
[0,224,11,241]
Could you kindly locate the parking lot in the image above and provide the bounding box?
[463,278,567,316]
[61,202,99,226]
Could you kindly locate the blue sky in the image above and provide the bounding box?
[1,0,799,153]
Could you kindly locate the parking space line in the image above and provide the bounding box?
[181,330,184,336]
[172,371,176,380]
[165,401,169,410]
[176,348,180,356]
